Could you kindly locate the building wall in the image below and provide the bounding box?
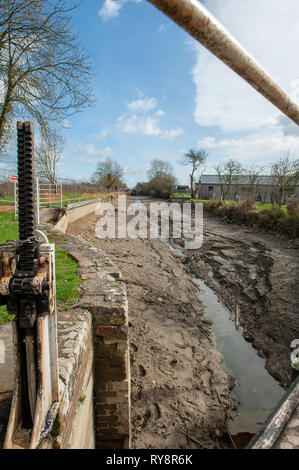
[199,184,275,202]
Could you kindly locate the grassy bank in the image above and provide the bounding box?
[0,196,15,206]
[195,199,298,238]
[0,212,80,323]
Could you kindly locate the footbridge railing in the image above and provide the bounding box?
[148,0,299,125]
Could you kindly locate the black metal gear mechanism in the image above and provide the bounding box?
[16,121,37,277]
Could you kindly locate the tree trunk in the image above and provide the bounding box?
[190,174,194,198]
[0,92,12,145]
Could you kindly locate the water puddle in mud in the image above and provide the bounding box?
[192,277,284,435]
[161,238,284,441]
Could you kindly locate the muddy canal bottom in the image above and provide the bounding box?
[194,278,284,434]
[164,240,284,442]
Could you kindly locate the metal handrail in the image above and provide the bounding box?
[148,0,299,125]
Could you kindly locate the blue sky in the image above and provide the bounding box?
[2,0,299,186]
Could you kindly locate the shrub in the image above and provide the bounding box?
[139,174,176,199]
[202,198,298,238]
[232,199,258,225]
[286,199,299,218]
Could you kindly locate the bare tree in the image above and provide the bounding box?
[244,163,265,200]
[144,159,176,198]
[180,148,207,198]
[35,130,64,184]
[147,159,174,180]
[0,0,93,151]
[214,163,225,200]
[270,152,299,206]
[214,158,242,200]
[93,158,124,191]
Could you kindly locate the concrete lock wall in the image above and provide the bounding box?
[0,323,14,395]
[53,194,117,234]
[53,309,95,449]
[50,195,130,449]
[0,195,130,449]
[52,231,130,449]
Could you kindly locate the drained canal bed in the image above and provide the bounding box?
[164,239,285,442]
[67,199,295,448]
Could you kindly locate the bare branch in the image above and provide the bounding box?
[180,148,207,198]
[270,151,299,206]
[0,0,94,151]
[35,129,64,183]
[147,159,174,180]
[93,158,124,191]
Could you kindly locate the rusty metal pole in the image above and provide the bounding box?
[2,122,59,449]
[147,0,299,125]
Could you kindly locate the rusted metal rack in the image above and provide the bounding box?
[0,122,59,449]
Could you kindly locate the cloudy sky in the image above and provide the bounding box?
[2,0,299,186]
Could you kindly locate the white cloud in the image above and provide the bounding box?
[118,114,160,136]
[163,128,184,139]
[99,0,122,20]
[192,0,299,132]
[93,129,109,141]
[61,119,71,129]
[118,113,183,138]
[79,144,112,159]
[99,0,141,21]
[0,161,15,171]
[118,93,184,138]
[276,116,299,137]
[158,23,171,33]
[197,127,299,168]
[126,97,157,113]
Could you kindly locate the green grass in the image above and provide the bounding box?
[188,198,287,212]
[41,194,100,208]
[54,246,81,308]
[257,202,287,213]
[0,196,15,206]
[173,192,191,198]
[63,192,83,199]
[194,198,298,238]
[0,211,18,242]
[0,212,81,323]
[0,213,18,323]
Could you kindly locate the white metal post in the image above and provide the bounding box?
[60,183,63,208]
[14,181,17,218]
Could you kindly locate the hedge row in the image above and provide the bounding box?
[200,199,299,238]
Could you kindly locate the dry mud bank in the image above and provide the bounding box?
[68,209,234,449]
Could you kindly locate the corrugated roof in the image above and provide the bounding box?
[200,175,276,185]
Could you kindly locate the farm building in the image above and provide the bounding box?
[196,175,299,203]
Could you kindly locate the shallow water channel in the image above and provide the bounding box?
[162,238,284,439]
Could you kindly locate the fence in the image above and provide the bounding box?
[0,168,17,198]
[36,179,63,224]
